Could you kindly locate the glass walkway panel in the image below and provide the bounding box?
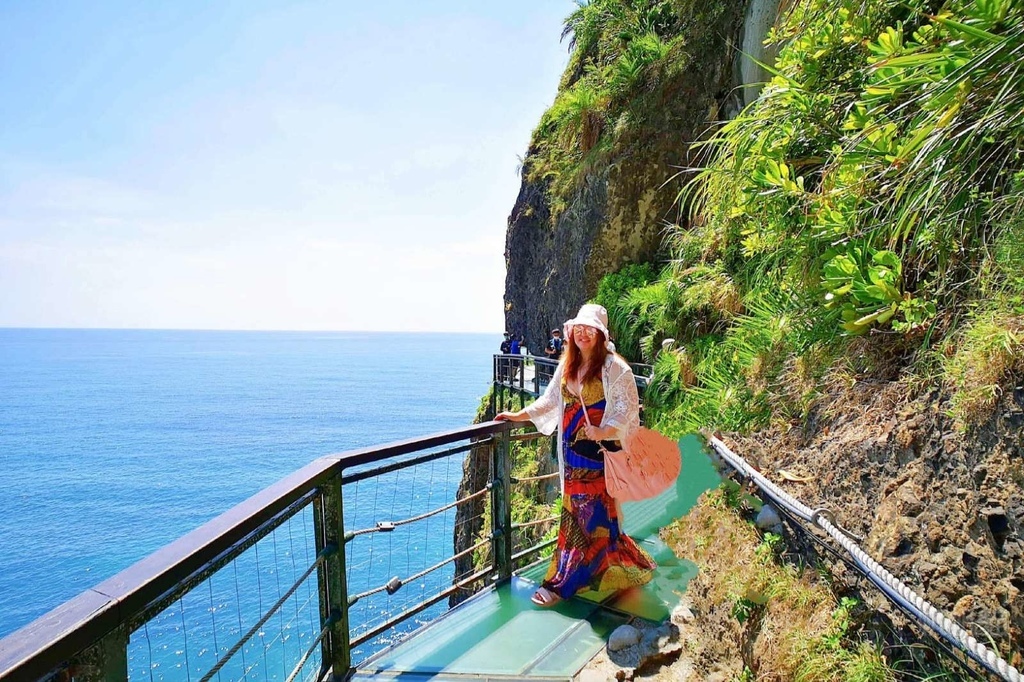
[353,435,721,681]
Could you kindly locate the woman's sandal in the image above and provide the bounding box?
[530,587,562,607]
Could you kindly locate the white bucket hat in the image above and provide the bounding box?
[564,303,615,353]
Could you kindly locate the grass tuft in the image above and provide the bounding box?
[663,490,895,680]
[942,305,1024,424]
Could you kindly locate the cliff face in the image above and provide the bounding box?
[488,0,1024,671]
[503,0,776,352]
[729,384,1024,657]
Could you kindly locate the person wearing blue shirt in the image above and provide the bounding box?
[508,334,522,382]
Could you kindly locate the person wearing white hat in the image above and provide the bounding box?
[497,303,655,607]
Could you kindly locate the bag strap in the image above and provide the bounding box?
[570,381,593,427]
[571,380,618,461]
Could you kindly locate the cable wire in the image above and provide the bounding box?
[707,435,1021,682]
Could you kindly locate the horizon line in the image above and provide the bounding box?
[0,325,504,335]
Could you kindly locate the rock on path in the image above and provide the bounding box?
[573,602,700,681]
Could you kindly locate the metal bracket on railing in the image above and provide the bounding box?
[385,577,403,595]
[377,521,395,532]
[809,508,835,527]
[810,508,864,543]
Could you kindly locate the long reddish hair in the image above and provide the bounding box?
[563,327,608,386]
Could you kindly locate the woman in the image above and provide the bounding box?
[496,304,656,607]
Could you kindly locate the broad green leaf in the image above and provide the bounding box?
[876,307,896,325]
[872,251,901,271]
[842,320,870,334]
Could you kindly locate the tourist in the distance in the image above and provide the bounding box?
[496,304,656,607]
[508,333,522,382]
[499,332,513,382]
[544,328,563,359]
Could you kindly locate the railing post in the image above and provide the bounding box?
[491,426,513,582]
[70,626,128,682]
[315,474,351,680]
[532,357,540,396]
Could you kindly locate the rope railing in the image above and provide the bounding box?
[512,538,557,564]
[706,434,1022,682]
[511,472,559,484]
[0,415,560,681]
[0,420,518,682]
[284,617,335,682]
[344,486,490,540]
[347,564,496,649]
[491,354,651,400]
[511,516,559,530]
[341,439,487,484]
[347,536,492,605]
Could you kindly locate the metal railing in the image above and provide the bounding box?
[493,354,652,398]
[0,420,549,682]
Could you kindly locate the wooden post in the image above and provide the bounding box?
[70,626,127,682]
[491,427,513,582]
[314,476,351,680]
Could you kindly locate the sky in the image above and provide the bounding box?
[0,1,573,332]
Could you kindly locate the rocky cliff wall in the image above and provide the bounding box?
[738,0,782,107]
[489,0,1024,670]
[503,0,775,353]
[728,383,1024,656]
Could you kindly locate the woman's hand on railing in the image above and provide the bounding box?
[495,410,530,423]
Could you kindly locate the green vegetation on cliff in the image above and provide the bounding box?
[525,0,738,220]
[664,491,896,681]
[591,0,1024,432]
[505,0,1024,674]
[495,0,1024,673]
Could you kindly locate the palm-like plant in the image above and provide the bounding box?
[855,9,1024,292]
[554,81,610,152]
[681,0,1024,338]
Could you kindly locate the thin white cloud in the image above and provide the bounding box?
[0,164,156,218]
[0,219,506,332]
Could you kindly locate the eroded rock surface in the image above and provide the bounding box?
[503,2,754,351]
[729,384,1024,661]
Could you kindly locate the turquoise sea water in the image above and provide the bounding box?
[0,329,497,648]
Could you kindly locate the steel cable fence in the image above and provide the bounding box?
[707,433,1022,682]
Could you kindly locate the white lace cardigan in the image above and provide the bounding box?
[524,353,641,491]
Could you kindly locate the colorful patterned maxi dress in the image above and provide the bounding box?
[541,376,656,599]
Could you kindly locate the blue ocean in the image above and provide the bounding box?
[0,329,498,668]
